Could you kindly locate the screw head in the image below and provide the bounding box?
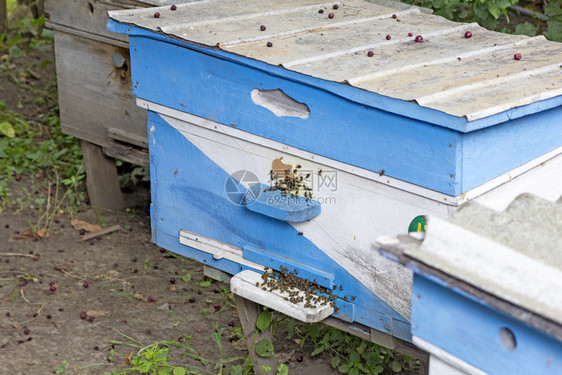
[266,42,273,47]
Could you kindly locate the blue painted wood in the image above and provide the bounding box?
[244,189,321,223]
[243,244,334,289]
[107,20,562,134]
[461,105,562,192]
[147,111,411,341]
[129,35,463,195]
[412,273,562,374]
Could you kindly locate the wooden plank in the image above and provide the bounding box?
[103,142,149,167]
[81,140,126,210]
[234,295,278,375]
[78,224,122,241]
[53,31,148,152]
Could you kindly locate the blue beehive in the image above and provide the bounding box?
[107,0,562,345]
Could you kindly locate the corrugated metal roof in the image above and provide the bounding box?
[376,193,562,335]
[108,0,562,122]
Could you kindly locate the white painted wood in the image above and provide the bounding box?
[109,0,562,121]
[405,215,562,326]
[143,100,562,321]
[231,270,334,323]
[413,337,488,375]
[179,229,266,271]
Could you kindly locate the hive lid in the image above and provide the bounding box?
[108,0,562,129]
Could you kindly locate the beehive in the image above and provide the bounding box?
[107,0,562,343]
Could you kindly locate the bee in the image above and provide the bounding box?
[351,296,356,301]
[339,285,343,291]
[379,169,385,177]
[343,296,348,302]
[305,173,311,178]
[298,231,303,236]
[255,282,259,287]
[294,269,298,275]
[296,165,302,169]
[318,169,322,176]
[333,285,337,290]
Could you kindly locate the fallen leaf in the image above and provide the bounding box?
[36,227,48,238]
[170,285,177,291]
[123,352,133,365]
[55,264,71,272]
[70,219,102,232]
[133,293,144,301]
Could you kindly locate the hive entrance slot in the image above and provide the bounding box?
[251,89,310,119]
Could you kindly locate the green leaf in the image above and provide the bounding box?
[276,364,289,375]
[230,364,243,375]
[9,45,22,58]
[391,360,402,372]
[349,367,359,375]
[514,22,537,37]
[255,339,274,357]
[0,121,15,138]
[349,350,360,364]
[256,310,272,332]
[331,356,341,369]
[374,366,384,374]
[198,280,212,287]
[260,365,271,373]
[173,367,187,375]
[338,364,350,374]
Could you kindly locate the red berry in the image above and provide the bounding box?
[88,316,95,323]
[169,277,176,284]
[17,340,24,344]
[147,296,156,303]
[296,354,304,362]
[49,285,56,292]
[154,12,160,18]
[386,35,391,40]
[49,281,55,286]
[464,31,472,38]
[328,13,334,19]
[54,219,60,224]
[260,25,266,31]
[228,320,235,327]
[214,303,221,310]
[514,53,522,60]
[408,32,413,37]
[4,224,8,228]
[80,311,87,320]
[367,51,374,57]
[33,255,39,261]
[15,176,21,182]
[160,248,166,253]
[83,282,89,288]
[93,345,99,350]
[465,5,469,9]
[46,314,52,319]
[170,4,177,10]
[79,229,85,235]
[189,297,195,303]
[333,4,339,9]
[415,35,423,43]
[24,329,30,335]
[392,14,397,19]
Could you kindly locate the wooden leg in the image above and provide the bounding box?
[234,295,278,375]
[81,140,126,211]
[0,0,6,34]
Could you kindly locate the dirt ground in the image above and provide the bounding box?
[0,22,412,375]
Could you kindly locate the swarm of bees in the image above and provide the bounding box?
[264,159,313,201]
[254,266,356,314]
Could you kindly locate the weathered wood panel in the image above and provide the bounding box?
[53,31,147,157]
